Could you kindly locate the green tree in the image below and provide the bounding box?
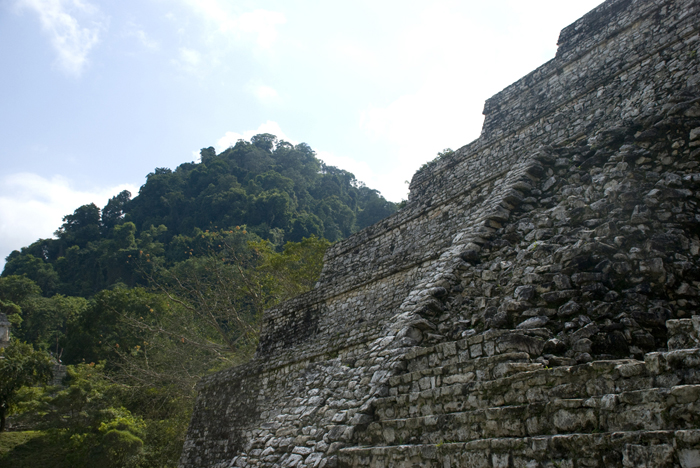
[251,133,277,152]
[0,275,42,303]
[249,190,293,230]
[17,362,147,468]
[0,340,53,431]
[357,188,397,228]
[199,146,216,165]
[55,204,101,248]
[60,287,164,365]
[288,212,324,242]
[15,295,89,358]
[0,275,42,328]
[146,235,265,358]
[252,236,330,301]
[111,234,328,412]
[101,190,132,232]
[2,254,60,296]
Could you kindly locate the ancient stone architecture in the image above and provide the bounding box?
[179,0,700,466]
[0,313,10,349]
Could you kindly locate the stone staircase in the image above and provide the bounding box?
[338,321,700,468]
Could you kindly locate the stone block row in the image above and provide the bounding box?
[339,429,700,468]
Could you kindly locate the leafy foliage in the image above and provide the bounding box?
[252,235,330,301]
[9,363,150,468]
[3,135,396,296]
[0,133,397,467]
[0,341,53,431]
[417,147,454,173]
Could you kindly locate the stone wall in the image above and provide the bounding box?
[0,312,10,349]
[179,0,700,466]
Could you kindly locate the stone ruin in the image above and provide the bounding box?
[0,313,10,349]
[0,312,66,389]
[179,0,700,466]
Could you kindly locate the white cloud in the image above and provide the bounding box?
[331,41,377,67]
[124,22,159,51]
[316,150,381,192]
[215,120,294,153]
[180,1,286,49]
[358,64,490,201]
[351,4,503,200]
[360,71,485,162]
[18,0,104,77]
[172,47,204,75]
[179,47,201,66]
[356,1,606,202]
[236,10,286,48]
[251,83,278,102]
[0,173,137,270]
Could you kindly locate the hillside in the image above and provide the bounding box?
[2,134,397,298]
[0,134,398,468]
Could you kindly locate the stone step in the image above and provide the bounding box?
[403,328,551,373]
[645,348,700,381]
[359,384,700,447]
[387,348,700,410]
[339,429,700,468]
[378,359,674,420]
[389,351,540,392]
[401,331,700,379]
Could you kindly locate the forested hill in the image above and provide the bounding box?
[0,134,398,466]
[2,134,397,297]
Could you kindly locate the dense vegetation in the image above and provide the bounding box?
[3,134,396,298]
[0,134,397,467]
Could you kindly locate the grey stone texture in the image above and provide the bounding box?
[0,313,10,349]
[179,0,700,466]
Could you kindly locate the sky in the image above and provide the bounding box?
[0,0,605,269]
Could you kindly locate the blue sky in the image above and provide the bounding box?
[0,0,604,268]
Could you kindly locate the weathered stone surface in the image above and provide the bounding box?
[0,313,10,349]
[179,1,700,466]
